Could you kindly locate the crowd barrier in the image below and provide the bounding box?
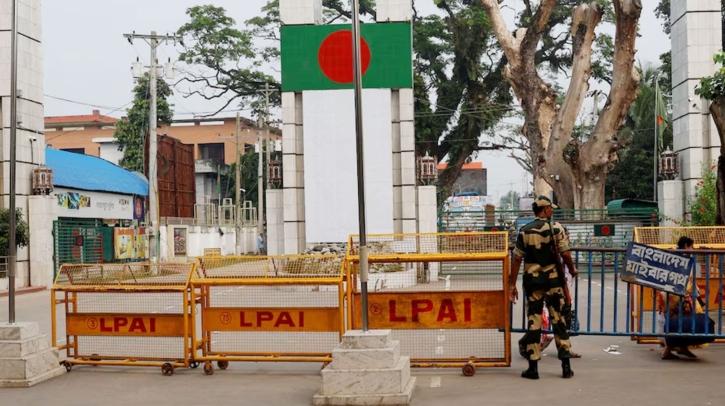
[191,255,345,375]
[631,226,725,344]
[346,232,511,376]
[51,263,196,376]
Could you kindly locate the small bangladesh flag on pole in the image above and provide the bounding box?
[281,23,413,92]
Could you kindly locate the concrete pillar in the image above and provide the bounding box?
[280,0,322,25]
[282,92,306,254]
[28,195,57,288]
[376,0,413,22]
[0,322,65,387]
[266,189,284,255]
[0,0,45,289]
[658,180,684,226]
[671,0,722,209]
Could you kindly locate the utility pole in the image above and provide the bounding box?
[256,84,278,238]
[654,72,661,202]
[7,0,18,324]
[257,116,264,237]
[124,31,182,263]
[220,114,258,254]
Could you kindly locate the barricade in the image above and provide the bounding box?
[346,232,510,376]
[508,247,725,348]
[632,227,725,344]
[192,255,345,375]
[51,263,196,376]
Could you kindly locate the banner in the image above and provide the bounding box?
[114,228,134,260]
[621,242,693,296]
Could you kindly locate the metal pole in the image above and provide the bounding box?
[654,72,660,202]
[265,83,272,190]
[149,32,159,263]
[235,113,242,255]
[351,0,370,332]
[8,0,19,325]
[257,117,264,237]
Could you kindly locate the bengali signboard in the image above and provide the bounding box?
[621,242,693,296]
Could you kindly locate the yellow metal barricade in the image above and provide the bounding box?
[192,255,345,375]
[346,232,510,376]
[51,263,196,375]
[632,226,725,344]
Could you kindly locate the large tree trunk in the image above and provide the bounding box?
[574,0,641,210]
[479,0,642,210]
[708,97,725,225]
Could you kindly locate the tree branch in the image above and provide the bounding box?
[478,0,521,67]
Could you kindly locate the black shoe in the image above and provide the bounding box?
[521,360,539,380]
[562,359,574,379]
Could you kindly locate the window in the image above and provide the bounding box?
[61,148,85,154]
[199,143,224,160]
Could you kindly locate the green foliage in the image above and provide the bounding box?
[655,0,671,35]
[695,52,725,101]
[113,74,174,172]
[0,209,29,258]
[499,191,520,211]
[690,163,718,226]
[223,150,282,208]
[177,5,279,118]
[605,66,672,201]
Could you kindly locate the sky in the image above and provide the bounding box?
[42,0,671,202]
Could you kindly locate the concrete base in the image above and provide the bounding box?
[314,330,415,405]
[0,322,65,388]
[313,377,416,406]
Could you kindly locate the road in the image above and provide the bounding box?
[2,275,725,405]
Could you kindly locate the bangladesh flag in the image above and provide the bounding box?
[281,23,413,92]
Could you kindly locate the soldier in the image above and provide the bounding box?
[509,196,578,379]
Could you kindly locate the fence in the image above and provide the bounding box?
[441,209,657,248]
[347,232,510,375]
[51,263,196,376]
[53,219,104,279]
[631,226,725,344]
[509,247,725,348]
[192,255,345,375]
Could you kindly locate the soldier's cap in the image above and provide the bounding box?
[532,196,558,209]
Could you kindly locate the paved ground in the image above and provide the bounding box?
[2,288,725,405]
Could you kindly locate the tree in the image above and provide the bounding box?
[177,5,280,120]
[499,190,520,211]
[222,150,283,209]
[694,51,725,225]
[478,0,643,209]
[0,209,29,258]
[113,74,174,172]
[605,66,672,201]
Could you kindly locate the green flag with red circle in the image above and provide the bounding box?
[280,23,413,92]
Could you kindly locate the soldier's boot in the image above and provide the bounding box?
[521,360,539,380]
[562,358,574,379]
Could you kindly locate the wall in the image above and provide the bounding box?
[158,225,258,262]
[671,0,722,208]
[303,89,394,243]
[0,0,45,288]
[98,139,124,166]
[53,187,135,220]
[28,195,57,288]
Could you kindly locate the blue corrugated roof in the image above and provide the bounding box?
[46,148,148,196]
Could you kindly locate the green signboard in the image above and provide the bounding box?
[281,23,413,91]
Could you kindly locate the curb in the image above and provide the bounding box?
[0,286,46,298]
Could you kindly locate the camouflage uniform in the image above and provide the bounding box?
[514,217,572,361]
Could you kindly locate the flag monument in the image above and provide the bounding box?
[278,0,417,404]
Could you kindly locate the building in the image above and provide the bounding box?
[45,111,282,205]
[438,162,488,197]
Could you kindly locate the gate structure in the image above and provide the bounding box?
[51,263,196,375]
[192,255,345,375]
[53,219,104,279]
[347,232,510,375]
